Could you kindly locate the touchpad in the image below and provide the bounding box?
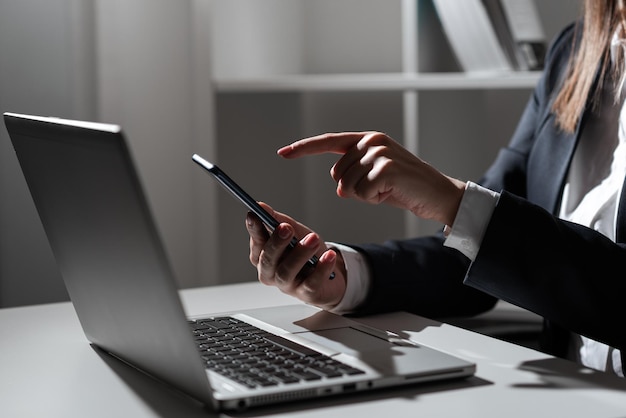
[300,327,466,376]
[300,327,395,356]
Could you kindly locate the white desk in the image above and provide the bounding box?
[2,282,626,417]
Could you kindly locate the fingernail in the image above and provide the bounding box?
[321,250,336,263]
[277,145,292,156]
[301,233,319,247]
[277,223,291,239]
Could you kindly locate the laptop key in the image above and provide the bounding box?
[291,369,322,381]
[271,374,300,384]
[307,364,343,378]
[261,334,321,357]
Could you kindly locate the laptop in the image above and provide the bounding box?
[3,112,475,411]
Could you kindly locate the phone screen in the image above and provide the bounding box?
[192,154,334,279]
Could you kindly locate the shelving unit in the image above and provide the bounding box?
[214,72,541,92]
[208,0,580,284]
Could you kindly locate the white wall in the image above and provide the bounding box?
[0,0,95,306]
[94,0,217,289]
[0,0,216,307]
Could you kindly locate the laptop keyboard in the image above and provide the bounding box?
[189,316,365,389]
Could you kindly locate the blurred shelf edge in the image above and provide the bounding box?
[213,71,542,93]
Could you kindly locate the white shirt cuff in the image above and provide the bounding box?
[443,181,499,261]
[326,242,371,314]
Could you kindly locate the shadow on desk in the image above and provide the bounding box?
[516,357,626,391]
[92,346,216,418]
[446,301,544,351]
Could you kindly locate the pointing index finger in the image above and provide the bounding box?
[277,132,367,159]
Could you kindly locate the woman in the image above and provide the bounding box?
[245,0,626,377]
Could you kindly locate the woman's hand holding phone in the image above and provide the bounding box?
[245,203,347,311]
[191,154,346,310]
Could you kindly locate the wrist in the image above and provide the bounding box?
[443,178,466,227]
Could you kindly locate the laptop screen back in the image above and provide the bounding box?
[4,113,214,406]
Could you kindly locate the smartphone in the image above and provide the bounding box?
[192,154,334,279]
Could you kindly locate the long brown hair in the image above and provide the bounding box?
[553,0,626,133]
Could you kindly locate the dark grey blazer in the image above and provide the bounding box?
[349,22,626,369]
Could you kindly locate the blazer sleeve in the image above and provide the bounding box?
[349,235,497,318]
[465,191,626,352]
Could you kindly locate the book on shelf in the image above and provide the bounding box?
[432,0,547,73]
[483,0,547,71]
